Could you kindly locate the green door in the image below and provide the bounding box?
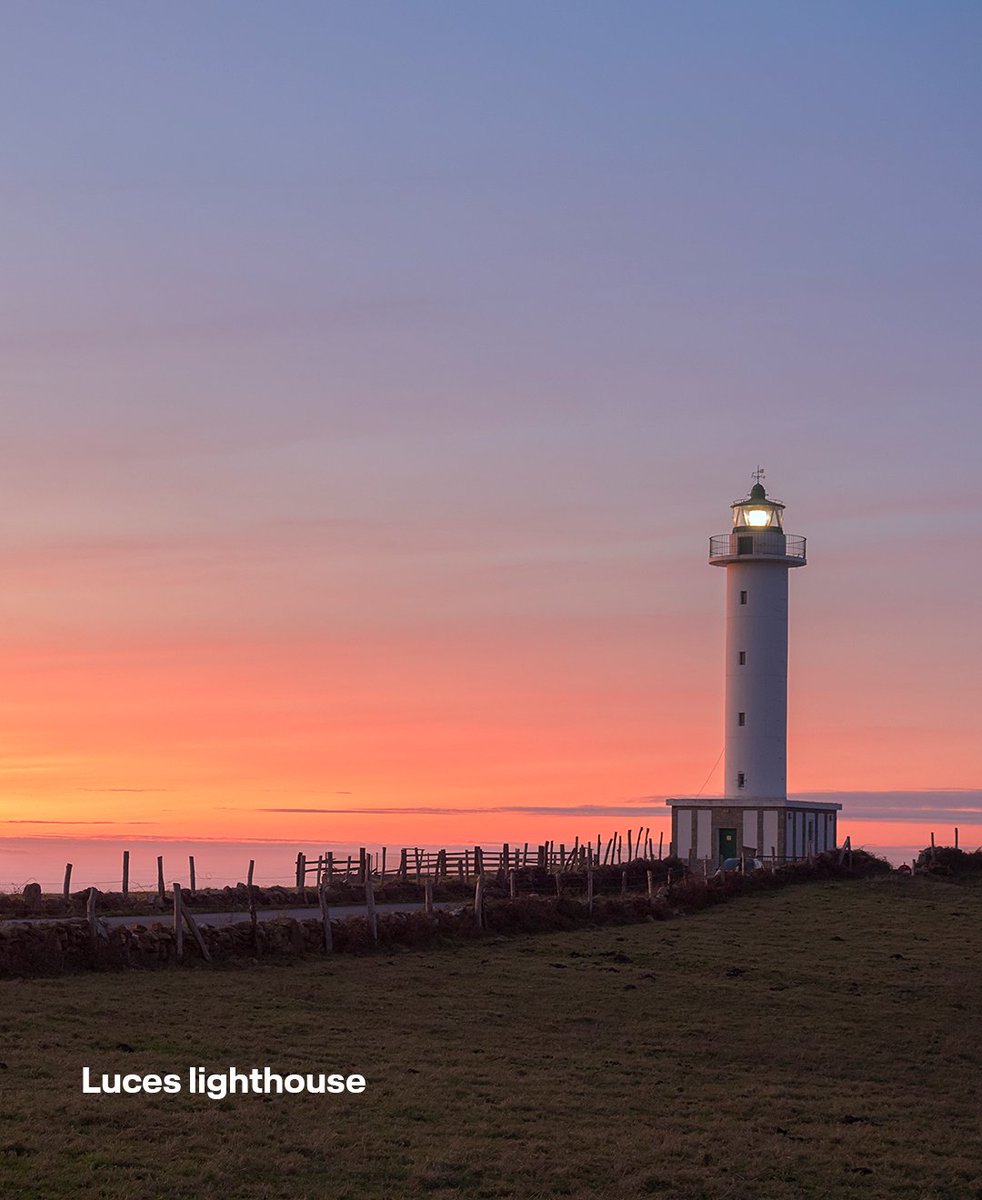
[719,828,737,863]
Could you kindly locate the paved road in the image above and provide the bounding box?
[3,902,463,930]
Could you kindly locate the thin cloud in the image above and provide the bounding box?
[259,803,675,817]
[790,790,982,824]
[255,790,982,825]
[3,819,153,825]
[78,788,171,794]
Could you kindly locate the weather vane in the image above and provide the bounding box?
[753,465,766,486]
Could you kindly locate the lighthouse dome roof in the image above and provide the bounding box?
[749,482,767,501]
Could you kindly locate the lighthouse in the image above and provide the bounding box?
[712,471,804,801]
[667,472,840,865]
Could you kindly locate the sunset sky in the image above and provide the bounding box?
[1,3,980,876]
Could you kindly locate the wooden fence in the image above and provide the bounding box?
[30,823,965,901]
[296,828,668,887]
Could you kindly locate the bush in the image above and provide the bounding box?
[916,846,982,876]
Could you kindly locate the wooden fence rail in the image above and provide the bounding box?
[296,832,665,886]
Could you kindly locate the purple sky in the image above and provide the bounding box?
[0,3,979,859]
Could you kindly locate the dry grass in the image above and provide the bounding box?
[0,874,979,1200]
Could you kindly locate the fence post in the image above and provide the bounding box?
[954,827,959,851]
[87,887,98,946]
[63,863,72,903]
[122,850,129,896]
[173,883,184,963]
[183,904,211,962]
[157,856,165,906]
[508,869,517,901]
[183,905,211,962]
[247,859,257,944]
[188,855,196,895]
[646,869,654,900]
[424,878,434,917]
[365,876,378,943]
[474,874,484,931]
[555,871,562,898]
[318,885,333,953]
[658,831,664,859]
[381,847,387,880]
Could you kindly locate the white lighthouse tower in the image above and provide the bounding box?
[711,470,804,802]
[668,472,840,865]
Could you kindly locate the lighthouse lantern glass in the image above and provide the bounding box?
[732,504,783,530]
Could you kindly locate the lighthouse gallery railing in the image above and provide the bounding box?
[709,532,807,561]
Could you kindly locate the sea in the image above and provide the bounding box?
[0,835,926,894]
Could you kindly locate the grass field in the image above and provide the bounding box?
[0,874,979,1200]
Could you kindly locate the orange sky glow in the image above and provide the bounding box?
[1,5,980,880]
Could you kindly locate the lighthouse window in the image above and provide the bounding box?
[740,591,747,605]
[739,651,746,665]
[737,772,746,789]
[738,712,746,726]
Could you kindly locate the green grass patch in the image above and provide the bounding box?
[0,875,979,1199]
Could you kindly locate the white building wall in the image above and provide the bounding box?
[676,809,692,858]
[763,810,779,858]
[742,810,758,853]
[696,809,711,860]
[724,561,789,800]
